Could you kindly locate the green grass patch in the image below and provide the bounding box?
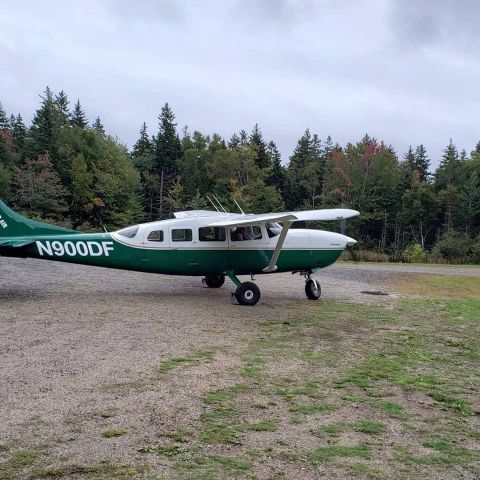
[289,403,336,414]
[242,356,265,378]
[199,424,239,444]
[310,422,347,438]
[202,383,247,404]
[102,428,126,438]
[309,444,372,464]
[0,450,41,480]
[275,380,319,401]
[353,420,386,434]
[157,349,214,373]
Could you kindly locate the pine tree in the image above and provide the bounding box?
[54,90,70,128]
[470,141,480,158]
[155,103,182,218]
[28,86,56,157]
[11,114,26,151]
[132,122,153,158]
[0,102,9,130]
[228,133,240,148]
[70,99,88,128]
[414,144,430,182]
[401,146,416,186]
[436,139,459,189]
[249,124,270,169]
[92,116,105,135]
[265,141,285,192]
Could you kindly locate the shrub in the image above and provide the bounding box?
[403,244,428,263]
[472,234,480,263]
[431,230,472,262]
[340,249,390,262]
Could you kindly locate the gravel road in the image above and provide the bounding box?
[1,257,478,475]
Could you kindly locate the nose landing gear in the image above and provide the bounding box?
[305,277,321,300]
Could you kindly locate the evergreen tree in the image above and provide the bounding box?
[414,144,430,182]
[70,99,88,128]
[470,141,480,158]
[401,146,416,186]
[436,139,460,189]
[228,133,240,148]
[249,124,270,169]
[132,122,153,158]
[92,117,105,135]
[10,114,26,151]
[265,141,286,194]
[154,103,182,218]
[27,86,56,158]
[54,90,70,128]
[0,102,9,130]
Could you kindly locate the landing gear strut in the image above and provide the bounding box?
[202,274,225,288]
[293,270,321,300]
[227,273,261,306]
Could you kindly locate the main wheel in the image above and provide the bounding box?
[235,281,261,306]
[204,275,225,288]
[305,278,321,300]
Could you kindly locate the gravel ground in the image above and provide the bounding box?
[1,257,478,477]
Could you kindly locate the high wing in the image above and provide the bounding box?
[206,208,359,273]
[206,209,359,227]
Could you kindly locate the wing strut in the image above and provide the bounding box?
[262,221,293,273]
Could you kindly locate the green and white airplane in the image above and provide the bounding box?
[0,199,358,305]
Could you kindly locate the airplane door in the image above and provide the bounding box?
[140,226,171,273]
[228,224,268,274]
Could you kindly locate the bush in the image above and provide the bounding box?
[403,244,428,263]
[431,230,472,262]
[340,249,390,262]
[472,234,480,263]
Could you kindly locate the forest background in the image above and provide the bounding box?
[1,88,479,263]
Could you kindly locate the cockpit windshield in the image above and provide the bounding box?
[117,225,139,238]
[266,222,282,238]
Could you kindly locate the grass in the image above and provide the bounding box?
[156,349,214,373]
[0,450,41,480]
[391,274,480,299]
[289,403,336,414]
[26,271,476,479]
[102,428,126,438]
[309,444,372,464]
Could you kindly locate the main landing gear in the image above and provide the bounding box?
[202,274,225,288]
[226,273,261,306]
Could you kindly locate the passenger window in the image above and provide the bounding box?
[230,225,263,241]
[172,228,192,242]
[199,227,226,242]
[147,230,164,242]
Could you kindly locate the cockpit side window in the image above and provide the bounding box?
[230,225,263,241]
[147,230,164,242]
[117,225,139,238]
[266,222,282,238]
[199,227,226,241]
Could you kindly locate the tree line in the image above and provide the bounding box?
[0,87,479,263]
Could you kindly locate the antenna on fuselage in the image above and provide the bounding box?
[206,195,220,212]
[233,198,245,215]
[212,195,227,213]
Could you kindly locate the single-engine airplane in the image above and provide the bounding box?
[0,199,358,305]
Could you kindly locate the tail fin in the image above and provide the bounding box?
[0,200,76,238]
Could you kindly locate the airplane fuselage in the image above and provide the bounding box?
[2,218,352,276]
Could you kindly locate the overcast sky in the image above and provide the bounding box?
[1,0,479,167]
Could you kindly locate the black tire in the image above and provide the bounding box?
[305,278,321,300]
[204,275,225,288]
[235,281,261,306]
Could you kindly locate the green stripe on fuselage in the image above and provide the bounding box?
[13,234,343,275]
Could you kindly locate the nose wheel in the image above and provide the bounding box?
[305,277,321,300]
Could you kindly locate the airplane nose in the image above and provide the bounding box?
[344,235,357,247]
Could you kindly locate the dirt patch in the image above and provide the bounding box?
[1,258,479,479]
